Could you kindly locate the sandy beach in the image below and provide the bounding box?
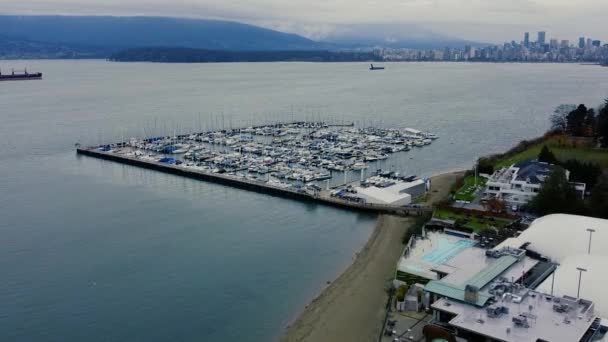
[280,171,464,342]
[281,214,413,342]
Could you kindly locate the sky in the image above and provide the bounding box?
[0,0,607,43]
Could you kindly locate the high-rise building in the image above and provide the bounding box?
[550,39,558,49]
[579,37,586,48]
[587,38,593,47]
[561,40,569,49]
[537,31,546,45]
[524,32,530,47]
[592,40,601,47]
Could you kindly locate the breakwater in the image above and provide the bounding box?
[76,147,430,216]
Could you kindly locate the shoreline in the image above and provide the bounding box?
[280,214,414,342]
[280,171,464,342]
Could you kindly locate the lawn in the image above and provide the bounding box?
[433,208,512,232]
[453,175,487,202]
[494,137,608,169]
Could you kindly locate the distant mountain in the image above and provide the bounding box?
[0,15,482,59]
[321,23,483,49]
[0,15,327,52]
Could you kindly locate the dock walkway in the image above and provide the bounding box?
[77,148,431,216]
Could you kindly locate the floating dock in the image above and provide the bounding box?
[76,147,431,216]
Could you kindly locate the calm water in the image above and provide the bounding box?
[1,60,607,342]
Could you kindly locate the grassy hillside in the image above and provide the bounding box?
[494,136,608,169]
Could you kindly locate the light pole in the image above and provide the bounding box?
[550,262,560,296]
[586,228,596,255]
[474,158,478,186]
[576,267,587,298]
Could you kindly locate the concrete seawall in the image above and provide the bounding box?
[77,148,431,216]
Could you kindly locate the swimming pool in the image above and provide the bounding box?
[422,238,476,264]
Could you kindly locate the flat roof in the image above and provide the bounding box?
[356,186,411,204]
[439,247,492,285]
[496,214,608,318]
[467,255,518,289]
[432,293,597,342]
[437,247,538,287]
[424,246,539,307]
[425,281,492,307]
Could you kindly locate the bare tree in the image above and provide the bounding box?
[483,197,506,213]
[550,104,576,132]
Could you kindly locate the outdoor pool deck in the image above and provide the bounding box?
[397,231,477,281]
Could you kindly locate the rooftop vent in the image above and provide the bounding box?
[512,315,530,328]
[486,305,509,318]
[553,303,570,313]
[465,285,479,304]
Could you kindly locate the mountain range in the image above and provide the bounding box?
[0,15,479,59]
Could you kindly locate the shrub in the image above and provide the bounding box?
[401,212,432,244]
[396,285,408,302]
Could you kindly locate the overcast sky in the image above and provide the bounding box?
[1,0,606,43]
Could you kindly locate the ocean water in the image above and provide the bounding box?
[1,60,607,342]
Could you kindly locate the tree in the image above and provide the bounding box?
[477,157,495,175]
[589,175,608,219]
[562,159,602,190]
[566,104,589,136]
[584,108,597,137]
[483,197,506,213]
[550,104,575,132]
[529,167,586,216]
[598,98,608,147]
[537,145,558,164]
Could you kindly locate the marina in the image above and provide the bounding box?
[77,122,438,215]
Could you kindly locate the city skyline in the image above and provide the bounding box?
[379,30,608,63]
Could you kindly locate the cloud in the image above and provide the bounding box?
[0,0,606,42]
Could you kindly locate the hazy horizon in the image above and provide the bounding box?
[0,0,606,44]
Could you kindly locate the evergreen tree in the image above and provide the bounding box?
[562,160,602,190]
[477,157,495,174]
[584,108,596,137]
[537,146,558,164]
[598,98,608,147]
[589,175,608,219]
[529,167,586,216]
[566,104,589,136]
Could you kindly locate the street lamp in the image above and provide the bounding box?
[576,267,587,298]
[474,158,478,186]
[586,228,596,255]
[550,262,560,296]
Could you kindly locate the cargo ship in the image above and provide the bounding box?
[369,64,385,70]
[0,69,43,81]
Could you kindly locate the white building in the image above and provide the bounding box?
[354,183,412,206]
[498,214,608,318]
[484,160,585,206]
[354,177,428,206]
